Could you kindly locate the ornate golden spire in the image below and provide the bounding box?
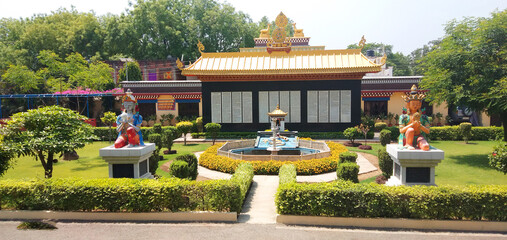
[358,35,366,50]
[268,104,288,117]
[197,40,205,54]
[266,12,292,53]
[402,84,426,102]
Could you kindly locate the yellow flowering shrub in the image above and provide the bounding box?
[199,142,348,175]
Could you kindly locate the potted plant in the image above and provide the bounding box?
[435,112,443,126]
[161,113,175,126]
[147,115,157,127]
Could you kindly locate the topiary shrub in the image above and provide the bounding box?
[339,152,357,163]
[378,148,393,178]
[489,142,507,174]
[153,123,163,135]
[374,122,387,132]
[459,122,472,144]
[175,153,198,180]
[336,162,359,183]
[176,121,193,145]
[343,127,360,145]
[379,129,392,146]
[162,126,179,154]
[196,117,203,132]
[170,160,190,179]
[205,122,222,145]
[148,133,162,150]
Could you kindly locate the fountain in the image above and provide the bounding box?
[217,105,331,161]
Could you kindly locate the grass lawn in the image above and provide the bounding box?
[1,141,210,179]
[352,141,507,185]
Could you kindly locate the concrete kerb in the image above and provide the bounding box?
[0,210,237,223]
[276,215,507,233]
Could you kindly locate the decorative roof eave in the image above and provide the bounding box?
[182,66,381,76]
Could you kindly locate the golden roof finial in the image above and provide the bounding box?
[293,23,304,37]
[266,12,292,53]
[380,53,387,65]
[197,40,205,54]
[402,84,426,102]
[176,58,184,70]
[268,104,288,117]
[359,35,366,50]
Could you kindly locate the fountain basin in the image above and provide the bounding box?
[230,147,319,155]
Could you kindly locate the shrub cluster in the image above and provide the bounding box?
[378,148,393,178]
[459,122,472,143]
[170,161,190,179]
[199,142,348,175]
[379,129,391,146]
[374,122,387,132]
[339,152,357,163]
[0,164,254,213]
[279,164,297,185]
[429,126,503,141]
[336,163,359,183]
[276,181,507,221]
[489,142,507,174]
[174,154,198,180]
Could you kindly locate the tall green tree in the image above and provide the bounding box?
[1,64,40,94]
[347,42,413,76]
[1,106,97,178]
[419,10,507,140]
[118,61,142,81]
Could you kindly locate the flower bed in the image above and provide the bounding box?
[199,142,348,175]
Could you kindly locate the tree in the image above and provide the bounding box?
[176,121,193,145]
[163,126,179,154]
[118,61,142,81]
[347,42,413,76]
[205,122,221,145]
[1,64,40,94]
[101,111,117,143]
[419,10,507,140]
[1,105,97,178]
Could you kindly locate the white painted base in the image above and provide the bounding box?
[100,143,156,179]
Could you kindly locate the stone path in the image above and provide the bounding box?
[194,151,377,224]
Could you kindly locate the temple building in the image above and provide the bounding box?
[179,12,386,131]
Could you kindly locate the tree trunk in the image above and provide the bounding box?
[45,152,54,178]
[184,133,187,146]
[109,125,112,143]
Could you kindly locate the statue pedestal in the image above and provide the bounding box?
[99,143,156,179]
[385,144,444,186]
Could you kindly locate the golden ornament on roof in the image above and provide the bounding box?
[358,35,366,50]
[197,40,205,54]
[402,84,426,102]
[268,104,288,117]
[293,23,304,37]
[275,12,288,27]
[259,24,271,38]
[380,53,387,65]
[176,58,184,70]
[266,12,292,53]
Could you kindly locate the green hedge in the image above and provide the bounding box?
[0,163,254,213]
[381,126,503,141]
[339,152,357,163]
[279,164,297,185]
[276,181,507,221]
[191,131,374,140]
[336,163,359,183]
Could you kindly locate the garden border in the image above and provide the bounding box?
[0,210,237,222]
[276,215,507,232]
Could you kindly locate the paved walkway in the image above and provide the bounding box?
[194,151,377,224]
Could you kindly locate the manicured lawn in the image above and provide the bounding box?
[1,141,210,179]
[345,142,382,157]
[352,141,507,185]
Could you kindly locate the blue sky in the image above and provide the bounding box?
[1,0,505,55]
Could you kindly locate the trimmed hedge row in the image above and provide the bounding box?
[429,126,503,141]
[0,163,254,213]
[276,181,507,221]
[279,164,297,185]
[199,142,348,175]
[191,131,375,140]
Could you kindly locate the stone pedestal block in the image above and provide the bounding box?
[99,143,156,179]
[385,144,444,186]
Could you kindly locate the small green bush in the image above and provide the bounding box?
[379,129,392,146]
[339,152,357,163]
[153,123,163,134]
[175,154,198,180]
[148,134,162,151]
[162,126,179,152]
[336,162,359,183]
[374,122,387,132]
[279,164,297,185]
[276,181,507,221]
[0,145,14,177]
[378,148,393,178]
[170,160,190,179]
[204,122,222,145]
[489,142,507,174]
[459,122,472,143]
[344,127,361,143]
[385,126,400,141]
